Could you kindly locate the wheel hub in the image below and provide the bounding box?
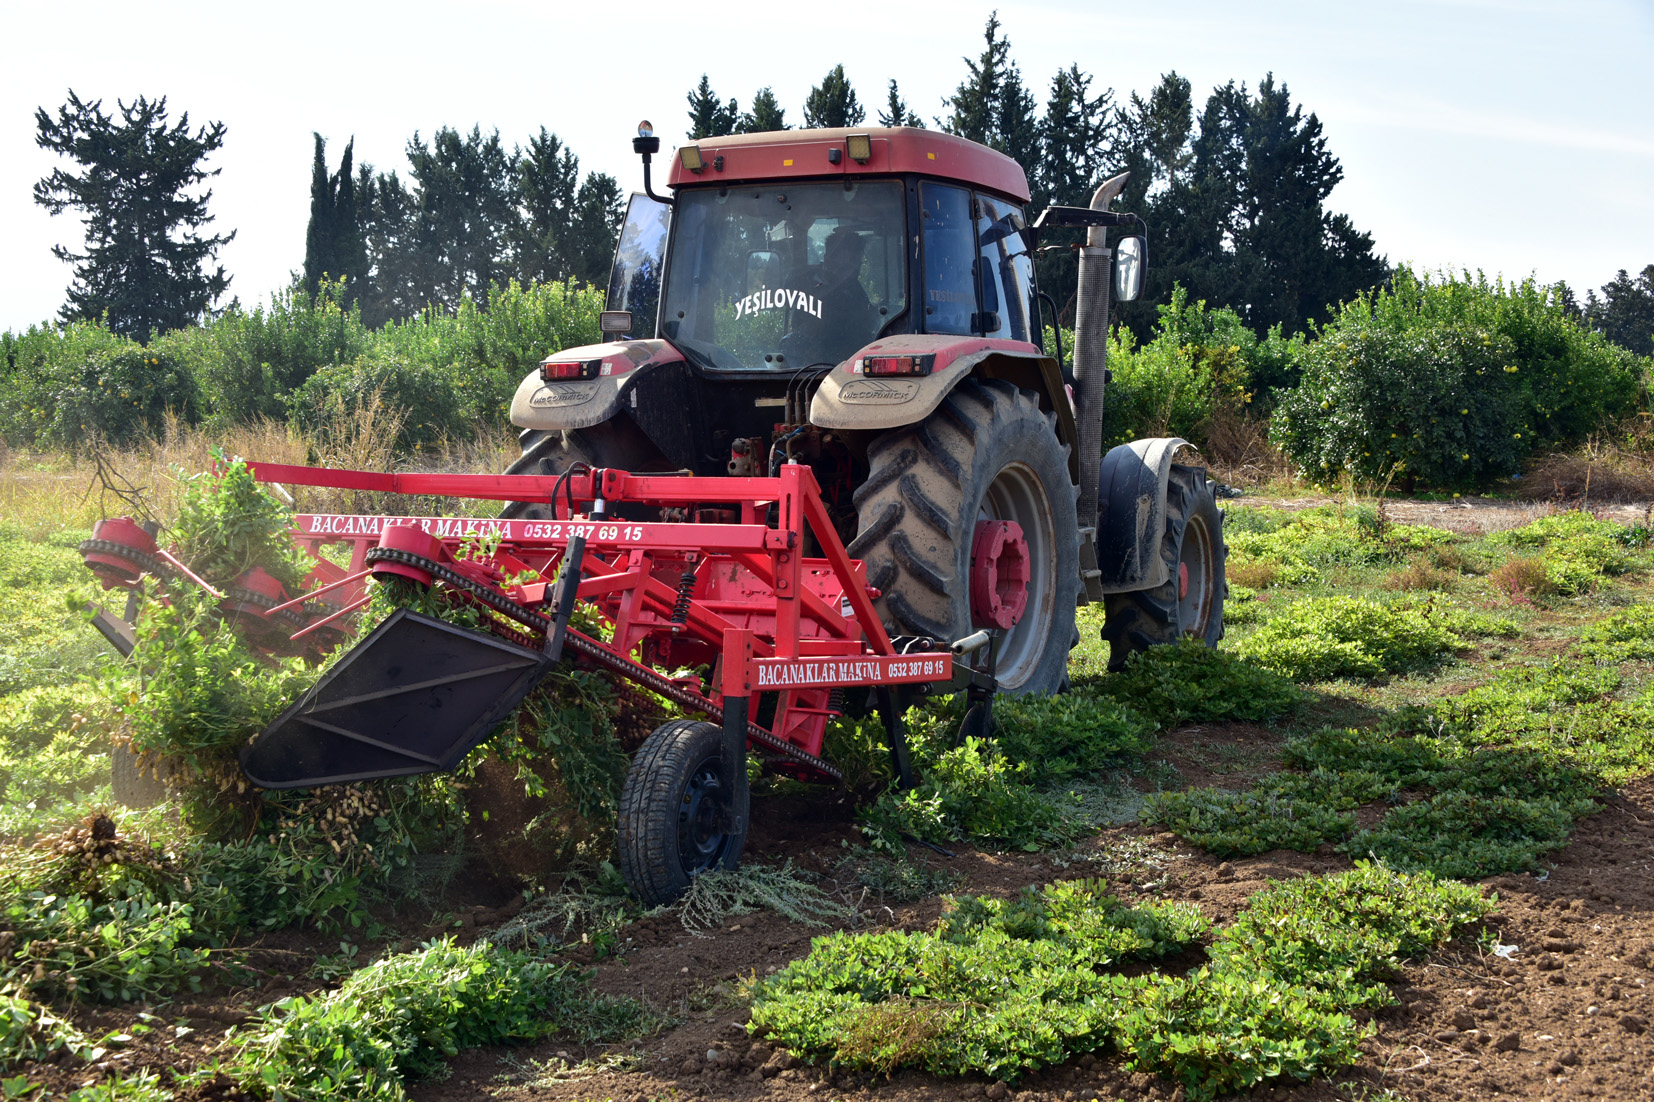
[969,519,1030,630]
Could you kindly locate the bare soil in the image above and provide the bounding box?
[20,495,1654,1101]
[399,774,1654,1102]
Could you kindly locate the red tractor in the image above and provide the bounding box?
[83,123,1226,905]
[506,122,1225,691]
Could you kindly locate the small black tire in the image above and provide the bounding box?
[1100,464,1227,671]
[850,378,1080,695]
[617,719,747,906]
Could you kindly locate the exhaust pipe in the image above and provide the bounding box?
[1071,172,1130,536]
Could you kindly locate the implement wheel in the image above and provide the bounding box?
[617,719,747,906]
[1100,464,1227,671]
[850,378,1079,695]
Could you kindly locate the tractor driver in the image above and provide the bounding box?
[787,226,876,365]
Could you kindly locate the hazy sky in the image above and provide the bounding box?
[2,0,1650,333]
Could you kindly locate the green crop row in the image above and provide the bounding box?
[751,863,1491,1099]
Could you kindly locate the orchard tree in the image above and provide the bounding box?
[34,90,235,340]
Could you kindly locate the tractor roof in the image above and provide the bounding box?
[664,126,1030,204]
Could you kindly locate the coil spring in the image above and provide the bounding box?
[670,569,696,628]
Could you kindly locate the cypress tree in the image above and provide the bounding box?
[303,133,335,295]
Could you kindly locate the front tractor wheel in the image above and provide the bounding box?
[850,378,1080,695]
[617,720,748,907]
[1100,465,1227,671]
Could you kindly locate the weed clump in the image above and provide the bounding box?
[1577,603,1654,662]
[1236,596,1467,682]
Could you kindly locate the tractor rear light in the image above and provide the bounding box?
[541,359,601,381]
[679,145,704,172]
[860,354,935,377]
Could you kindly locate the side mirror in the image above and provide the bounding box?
[1113,236,1145,303]
[600,310,633,335]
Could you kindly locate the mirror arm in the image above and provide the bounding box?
[639,154,675,208]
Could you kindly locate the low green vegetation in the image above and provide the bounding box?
[751,863,1490,1099]
[223,939,652,1102]
[0,279,603,450]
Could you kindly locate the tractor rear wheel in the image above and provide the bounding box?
[850,378,1080,695]
[617,719,747,906]
[1100,464,1226,671]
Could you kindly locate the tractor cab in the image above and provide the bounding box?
[604,125,1042,370]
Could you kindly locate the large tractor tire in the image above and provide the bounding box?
[850,378,1080,695]
[1100,464,1226,671]
[617,719,748,906]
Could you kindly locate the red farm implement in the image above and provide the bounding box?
[80,460,1005,903]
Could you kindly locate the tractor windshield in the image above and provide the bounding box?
[659,181,907,371]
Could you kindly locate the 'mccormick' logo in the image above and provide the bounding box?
[529,383,599,407]
[839,379,919,404]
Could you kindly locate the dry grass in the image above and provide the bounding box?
[1204,408,1293,489]
[0,393,520,536]
[1488,555,1555,602]
[1226,560,1280,589]
[1520,421,1654,505]
[1382,559,1456,592]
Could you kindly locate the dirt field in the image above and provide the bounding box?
[18,492,1654,1102]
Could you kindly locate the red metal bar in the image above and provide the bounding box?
[265,569,373,616]
[289,593,372,640]
[155,549,224,599]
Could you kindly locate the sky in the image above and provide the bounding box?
[1,0,1650,333]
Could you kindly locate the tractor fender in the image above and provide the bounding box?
[1095,437,1191,594]
[509,339,686,432]
[810,335,1076,475]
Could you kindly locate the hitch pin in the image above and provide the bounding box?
[950,629,992,656]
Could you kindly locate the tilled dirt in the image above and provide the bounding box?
[17,754,1654,1101]
[397,774,1654,1102]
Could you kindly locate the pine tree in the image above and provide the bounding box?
[878,80,924,128]
[943,11,1010,142]
[403,126,520,310]
[686,75,740,139]
[995,66,1041,190]
[739,88,788,133]
[1587,265,1654,356]
[1221,74,1387,333]
[33,90,234,340]
[803,65,866,129]
[1034,65,1116,322]
[565,173,625,288]
[517,127,581,285]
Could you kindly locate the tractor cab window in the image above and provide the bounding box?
[607,193,671,339]
[975,194,1036,344]
[919,183,976,335]
[660,181,906,371]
